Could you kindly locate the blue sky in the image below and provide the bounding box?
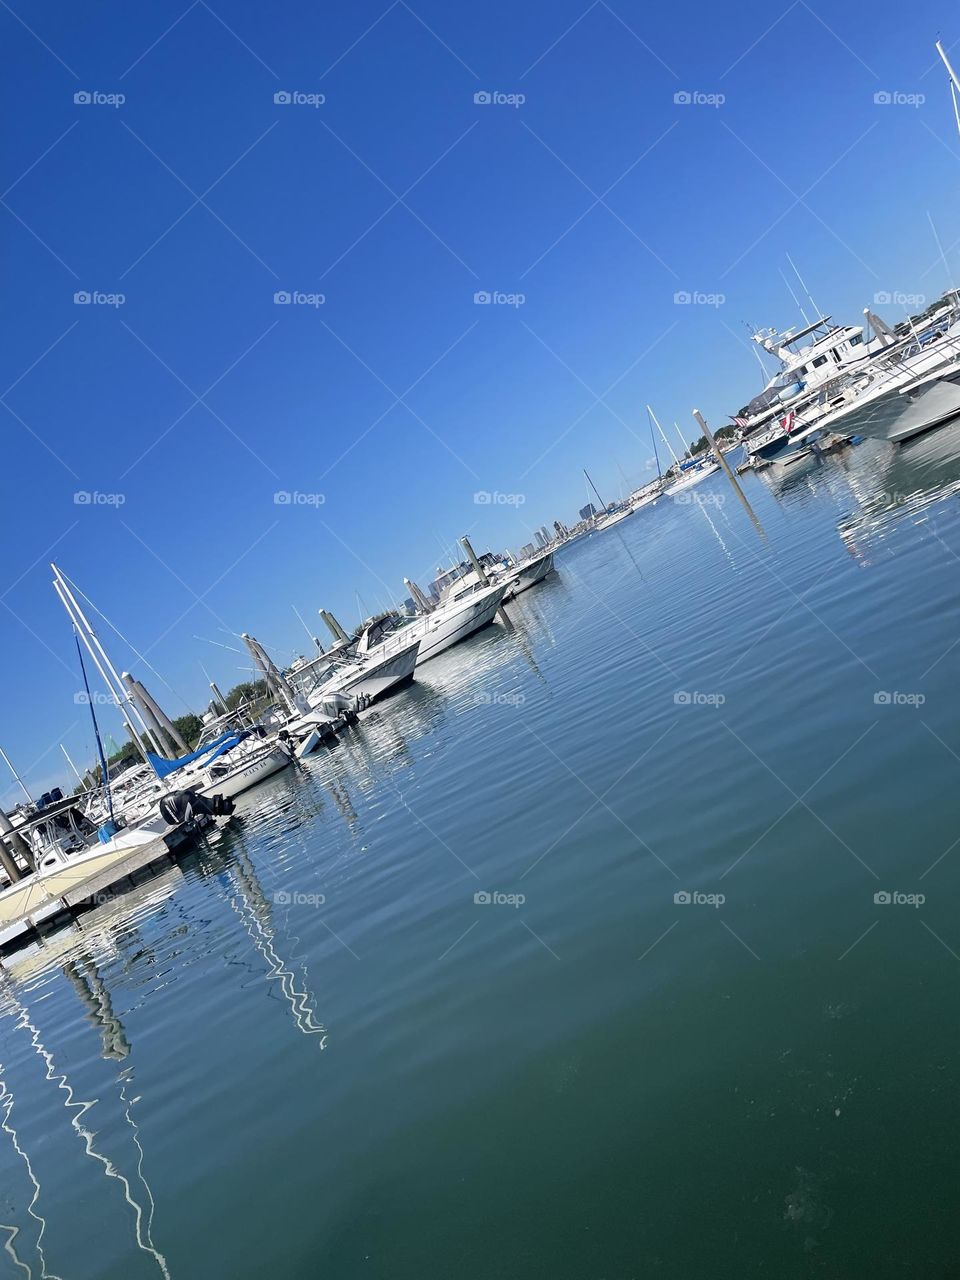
[2,0,959,797]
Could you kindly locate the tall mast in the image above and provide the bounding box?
[646,405,663,482]
[647,405,680,467]
[583,468,606,511]
[0,745,33,803]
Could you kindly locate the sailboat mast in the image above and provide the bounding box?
[646,406,663,482]
[583,468,606,512]
[647,405,680,467]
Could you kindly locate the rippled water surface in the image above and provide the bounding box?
[5,430,960,1278]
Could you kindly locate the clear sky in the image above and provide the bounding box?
[3,0,960,800]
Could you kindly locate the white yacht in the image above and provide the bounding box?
[355,576,507,667]
[288,627,421,713]
[800,322,960,446]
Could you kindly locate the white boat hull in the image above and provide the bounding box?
[504,550,554,597]
[415,583,507,662]
[834,374,960,445]
[198,743,292,798]
[338,641,420,701]
[664,463,720,497]
[0,817,172,926]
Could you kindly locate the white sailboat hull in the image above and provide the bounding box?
[664,463,720,496]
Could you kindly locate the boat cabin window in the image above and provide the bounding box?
[812,355,827,368]
[849,334,862,346]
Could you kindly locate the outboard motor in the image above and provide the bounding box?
[159,790,235,826]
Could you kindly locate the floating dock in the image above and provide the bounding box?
[0,822,201,957]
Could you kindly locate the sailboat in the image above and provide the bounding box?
[648,405,719,496]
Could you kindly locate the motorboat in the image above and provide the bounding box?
[354,577,508,666]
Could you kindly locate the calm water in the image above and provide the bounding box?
[5,430,960,1278]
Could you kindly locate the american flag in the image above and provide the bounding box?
[733,416,748,428]
[780,411,795,433]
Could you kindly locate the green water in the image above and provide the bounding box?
[4,429,960,1278]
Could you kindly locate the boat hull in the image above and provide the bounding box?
[417,583,507,662]
[199,743,292,798]
[0,820,171,926]
[505,551,554,597]
[664,464,720,496]
[835,374,960,444]
[340,642,420,700]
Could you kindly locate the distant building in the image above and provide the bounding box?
[538,525,551,545]
[579,503,598,522]
[534,530,547,548]
[520,542,536,560]
[553,520,568,539]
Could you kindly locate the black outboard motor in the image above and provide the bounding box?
[159,790,235,825]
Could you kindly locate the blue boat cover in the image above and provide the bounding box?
[146,730,251,779]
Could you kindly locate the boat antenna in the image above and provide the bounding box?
[583,468,607,512]
[779,266,810,326]
[646,406,663,483]
[786,253,821,319]
[75,631,115,820]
